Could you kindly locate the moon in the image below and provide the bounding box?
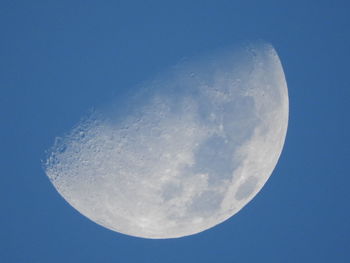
[45,43,289,239]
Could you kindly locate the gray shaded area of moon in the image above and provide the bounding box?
[45,43,289,239]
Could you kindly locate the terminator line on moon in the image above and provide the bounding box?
[45,43,289,239]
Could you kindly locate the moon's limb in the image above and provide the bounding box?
[45,43,289,239]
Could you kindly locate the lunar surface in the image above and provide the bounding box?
[45,43,289,239]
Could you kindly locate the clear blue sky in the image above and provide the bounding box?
[1,1,349,262]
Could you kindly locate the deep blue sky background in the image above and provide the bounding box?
[1,1,349,262]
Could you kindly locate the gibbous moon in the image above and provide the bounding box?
[45,43,289,239]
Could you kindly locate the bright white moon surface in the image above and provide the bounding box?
[45,43,289,239]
